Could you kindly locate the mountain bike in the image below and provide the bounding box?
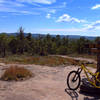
[67,63,100,90]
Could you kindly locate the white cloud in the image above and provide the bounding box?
[0,0,40,15]
[49,9,56,14]
[0,0,25,7]
[56,14,86,23]
[46,13,51,19]
[91,4,100,10]
[85,20,100,30]
[0,5,39,15]
[0,0,67,16]
[52,2,67,9]
[38,20,100,34]
[9,2,25,7]
[33,20,100,36]
[17,0,56,5]
[57,14,70,22]
[32,3,66,14]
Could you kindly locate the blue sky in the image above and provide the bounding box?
[0,0,100,36]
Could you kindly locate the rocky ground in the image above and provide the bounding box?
[0,56,99,100]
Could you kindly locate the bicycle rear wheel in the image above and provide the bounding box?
[67,71,81,90]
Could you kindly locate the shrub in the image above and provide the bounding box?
[1,66,33,81]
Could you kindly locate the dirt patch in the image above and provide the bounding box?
[0,63,99,100]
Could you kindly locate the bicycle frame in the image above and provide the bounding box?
[79,64,100,88]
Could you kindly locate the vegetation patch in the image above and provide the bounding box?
[68,53,97,60]
[0,55,72,66]
[65,58,80,65]
[0,55,96,67]
[0,55,80,66]
[1,66,33,81]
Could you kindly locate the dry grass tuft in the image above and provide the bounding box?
[66,58,80,65]
[1,66,33,81]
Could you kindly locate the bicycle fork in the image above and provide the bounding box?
[72,68,82,82]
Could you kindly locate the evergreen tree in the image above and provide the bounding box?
[0,33,8,57]
[17,27,25,54]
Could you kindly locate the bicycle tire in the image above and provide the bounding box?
[67,71,81,90]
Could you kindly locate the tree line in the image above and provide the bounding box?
[0,27,99,57]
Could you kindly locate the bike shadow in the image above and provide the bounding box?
[79,91,100,100]
[65,88,79,100]
[79,78,100,100]
[65,88,100,100]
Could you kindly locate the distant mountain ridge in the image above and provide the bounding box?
[3,33,97,40]
[67,35,96,40]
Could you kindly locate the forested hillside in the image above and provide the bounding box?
[0,27,100,57]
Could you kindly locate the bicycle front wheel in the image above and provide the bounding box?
[67,71,81,90]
